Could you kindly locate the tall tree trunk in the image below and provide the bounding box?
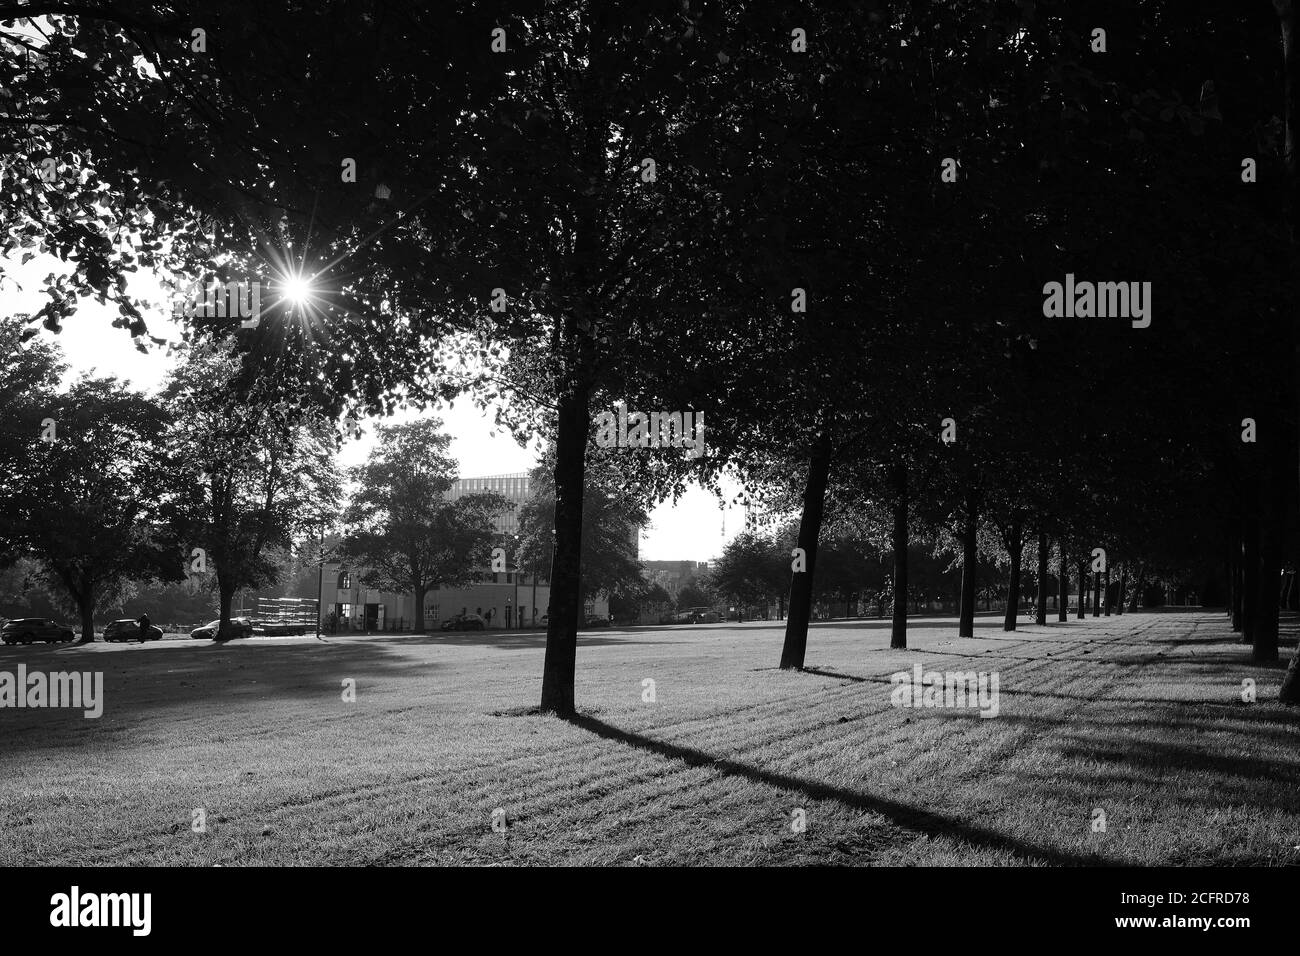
[779,439,833,669]
[77,592,95,644]
[1283,652,1300,705]
[1116,565,1126,616]
[1092,566,1101,617]
[1272,0,1300,700]
[1231,535,1244,631]
[540,5,609,714]
[1255,457,1283,663]
[890,461,909,649]
[1057,545,1068,622]
[1103,563,1111,616]
[1242,511,1260,647]
[1002,520,1022,631]
[412,584,427,634]
[958,498,978,637]
[1077,558,1087,619]
[1035,529,1048,625]
[540,384,591,716]
[1226,545,1234,619]
[217,579,237,641]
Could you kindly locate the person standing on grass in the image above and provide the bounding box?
[137,612,151,641]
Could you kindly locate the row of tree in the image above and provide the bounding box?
[0,322,340,638]
[706,527,1210,624]
[4,1,1298,708]
[0,332,654,637]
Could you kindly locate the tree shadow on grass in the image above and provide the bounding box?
[798,664,1300,710]
[562,712,1109,865]
[1054,736,1300,786]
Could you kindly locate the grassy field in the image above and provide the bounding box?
[1,609,1296,866]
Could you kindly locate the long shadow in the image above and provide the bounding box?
[798,665,1300,712]
[801,666,872,683]
[563,712,1108,865]
[1056,737,1300,785]
[1148,633,1299,649]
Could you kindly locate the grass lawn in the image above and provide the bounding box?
[1,609,1296,866]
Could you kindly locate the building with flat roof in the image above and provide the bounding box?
[320,472,608,632]
[447,472,531,536]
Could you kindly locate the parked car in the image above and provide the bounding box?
[659,608,716,625]
[189,617,254,640]
[440,613,486,632]
[581,615,612,629]
[1,618,75,645]
[104,619,164,643]
[685,606,723,624]
[659,607,720,625]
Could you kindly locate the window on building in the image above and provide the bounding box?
[337,570,351,589]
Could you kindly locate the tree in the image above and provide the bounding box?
[707,532,787,617]
[638,583,671,622]
[675,584,712,611]
[516,448,648,612]
[5,3,746,715]
[0,315,65,566]
[340,419,505,633]
[164,342,341,639]
[5,376,183,641]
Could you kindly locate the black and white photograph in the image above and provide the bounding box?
[0,0,1296,938]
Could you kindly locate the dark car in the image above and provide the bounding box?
[440,613,486,631]
[190,617,254,640]
[1,618,75,645]
[104,619,164,643]
[681,606,721,624]
[658,609,696,625]
[581,615,612,629]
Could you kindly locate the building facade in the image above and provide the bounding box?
[319,472,607,632]
[643,560,710,600]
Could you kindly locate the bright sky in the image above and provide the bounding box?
[2,252,743,561]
